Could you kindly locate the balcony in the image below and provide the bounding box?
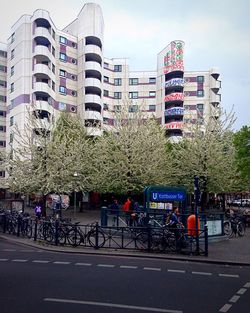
[211,79,221,93]
[210,93,221,104]
[85,44,102,57]
[85,94,101,106]
[165,78,185,89]
[33,100,53,114]
[34,82,54,97]
[34,27,51,41]
[85,77,101,89]
[166,121,183,130]
[34,45,51,58]
[164,92,184,103]
[34,63,55,80]
[165,107,184,117]
[85,110,102,121]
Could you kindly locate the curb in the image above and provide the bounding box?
[1,234,250,266]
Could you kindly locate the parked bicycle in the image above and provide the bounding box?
[224,216,246,237]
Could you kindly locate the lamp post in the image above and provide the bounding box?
[194,176,200,255]
[73,172,78,219]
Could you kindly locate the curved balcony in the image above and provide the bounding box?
[86,127,102,137]
[34,27,51,41]
[85,110,102,121]
[34,63,55,80]
[165,78,185,89]
[85,94,101,106]
[33,100,54,115]
[210,67,220,80]
[165,107,184,117]
[34,45,51,58]
[85,44,102,57]
[34,82,55,97]
[210,93,221,104]
[85,61,102,72]
[164,92,184,103]
[211,79,221,93]
[166,121,183,130]
[85,77,101,89]
[86,36,102,50]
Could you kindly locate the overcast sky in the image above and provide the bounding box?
[1,0,249,130]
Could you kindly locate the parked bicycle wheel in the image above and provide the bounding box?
[237,222,245,237]
[87,229,106,248]
[223,221,232,237]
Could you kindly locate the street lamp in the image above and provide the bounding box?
[73,172,78,219]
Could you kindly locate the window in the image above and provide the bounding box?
[11,66,14,76]
[197,90,204,97]
[114,92,122,99]
[10,33,15,44]
[129,105,138,112]
[103,90,109,97]
[0,125,5,132]
[129,78,138,85]
[52,81,55,91]
[0,141,6,147]
[197,103,204,110]
[104,62,109,69]
[52,64,55,74]
[0,171,5,177]
[60,36,67,44]
[149,91,156,97]
[71,75,77,80]
[0,96,6,103]
[129,92,138,99]
[149,105,156,111]
[59,52,67,61]
[72,42,76,48]
[52,29,55,39]
[0,65,6,72]
[11,83,14,93]
[58,102,66,111]
[71,90,77,97]
[149,77,156,84]
[114,65,122,72]
[10,116,14,126]
[10,133,14,143]
[0,80,6,87]
[104,76,109,83]
[0,50,7,58]
[59,69,66,77]
[114,78,122,86]
[103,103,109,110]
[11,49,14,59]
[103,117,109,125]
[59,86,66,94]
[114,105,121,112]
[0,111,6,117]
[197,76,204,83]
[52,46,55,57]
[71,58,77,65]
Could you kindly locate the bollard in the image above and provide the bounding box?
[204,224,208,257]
[95,222,99,249]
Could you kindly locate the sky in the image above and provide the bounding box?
[1,0,249,130]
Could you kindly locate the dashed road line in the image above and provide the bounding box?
[120,265,138,269]
[53,261,71,265]
[97,264,115,268]
[219,303,232,312]
[0,258,8,261]
[167,269,186,274]
[192,271,212,276]
[143,267,161,271]
[219,274,239,278]
[75,262,92,266]
[229,295,240,303]
[236,288,247,295]
[12,259,28,262]
[20,249,35,252]
[3,249,16,251]
[32,260,50,264]
[244,282,250,288]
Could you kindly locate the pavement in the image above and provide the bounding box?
[1,207,250,266]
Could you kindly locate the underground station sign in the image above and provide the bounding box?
[144,186,187,203]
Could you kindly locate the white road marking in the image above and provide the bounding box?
[219,304,232,312]
[167,269,186,274]
[97,264,115,268]
[143,267,161,271]
[0,258,8,261]
[12,259,28,262]
[75,263,92,266]
[219,274,239,278]
[237,288,247,295]
[53,261,70,265]
[120,265,138,269]
[244,282,250,288]
[229,295,240,303]
[192,271,212,276]
[3,249,16,251]
[44,298,183,313]
[32,260,50,263]
[20,249,35,252]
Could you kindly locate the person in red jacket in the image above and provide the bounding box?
[123,197,132,226]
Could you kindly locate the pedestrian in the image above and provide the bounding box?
[169,207,184,250]
[109,199,119,226]
[123,197,132,226]
[34,203,42,220]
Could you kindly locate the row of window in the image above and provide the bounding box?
[0,80,6,88]
[59,69,77,80]
[0,65,7,72]
[103,104,156,112]
[104,90,156,99]
[0,50,7,58]
[59,36,77,48]
[59,86,77,96]
[59,52,77,64]
[103,77,156,85]
[0,96,6,103]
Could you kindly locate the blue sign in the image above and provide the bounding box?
[151,191,185,202]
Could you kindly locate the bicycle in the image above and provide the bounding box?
[224,216,245,237]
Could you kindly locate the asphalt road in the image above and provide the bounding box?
[0,239,250,313]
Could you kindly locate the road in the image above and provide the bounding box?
[0,239,250,313]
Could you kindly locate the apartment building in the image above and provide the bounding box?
[1,3,221,180]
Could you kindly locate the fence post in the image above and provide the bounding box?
[55,219,59,246]
[147,225,151,252]
[204,224,208,257]
[95,222,99,249]
[17,215,22,237]
[34,218,38,241]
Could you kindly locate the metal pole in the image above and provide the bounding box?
[74,189,77,220]
[194,176,200,255]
